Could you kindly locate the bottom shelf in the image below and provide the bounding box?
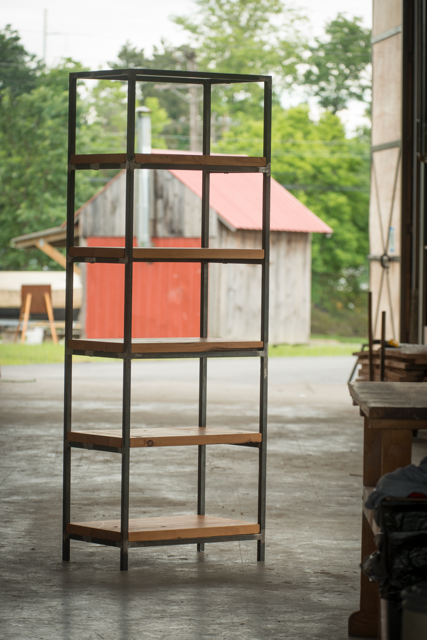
[66,515,260,542]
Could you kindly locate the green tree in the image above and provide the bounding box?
[214,104,370,335]
[302,14,371,113]
[108,41,199,149]
[173,0,306,119]
[0,60,97,270]
[0,25,42,100]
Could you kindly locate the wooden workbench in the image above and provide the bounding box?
[348,381,427,638]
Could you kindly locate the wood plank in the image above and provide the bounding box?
[71,154,126,164]
[362,486,381,534]
[347,513,379,638]
[132,248,265,261]
[68,427,262,448]
[66,515,260,542]
[69,337,263,354]
[349,381,427,420]
[381,429,412,474]
[69,247,264,262]
[69,247,126,259]
[135,153,266,167]
[369,418,427,430]
[363,416,382,486]
[70,153,266,168]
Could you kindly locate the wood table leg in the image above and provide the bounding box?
[380,429,412,475]
[348,512,379,637]
[20,293,32,344]
[44,292,58,344]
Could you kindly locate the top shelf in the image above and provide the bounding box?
[70,153,267,173]
[69,247,264,264]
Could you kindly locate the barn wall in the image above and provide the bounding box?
[85,237,200,339]
[80,170,217,239]
[150,170,217,238]
[209,227,311,344]
[80,170,312,344]
[81,171,127,238]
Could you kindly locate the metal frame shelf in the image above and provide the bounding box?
[63,67,272,571]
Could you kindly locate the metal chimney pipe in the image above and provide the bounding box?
[135,106,151,247]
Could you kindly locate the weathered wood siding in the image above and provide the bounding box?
[209,228,311,344]
[80,171,127,238]
[80,169,217,239]
[80,169,312,344]
[150,170,217,238]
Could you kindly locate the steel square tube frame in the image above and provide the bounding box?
[63,68,271,570]
[67,532,262,548]
[70,68,270,82]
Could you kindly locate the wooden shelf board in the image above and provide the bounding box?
[69,247,264,262]
[71,153,126,165]
[70,153,266,168]
[69,337,263,354]
[69,247,125,259]
[68,426,262,448]
[66,515,260,542]
[135,153,266,167]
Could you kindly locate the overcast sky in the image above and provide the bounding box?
[3,0,372,69]
[2,0,372,133]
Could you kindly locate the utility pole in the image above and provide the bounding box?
[43,9,47,63]
[135,107,151,247]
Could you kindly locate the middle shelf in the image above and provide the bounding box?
[69,337,264,355]
[69,247,264,264]
[67,426,262,448]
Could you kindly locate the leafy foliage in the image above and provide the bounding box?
[0,61,97,270]
[108,41,198,149]
[0,25,42,99]
[302,14,371,113]
[214,104,370,332]
[1,12,371,336]
[173,0,306,119]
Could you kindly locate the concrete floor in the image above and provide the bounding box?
[2,356,427,640]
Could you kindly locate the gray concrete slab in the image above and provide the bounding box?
[2,356,425,639]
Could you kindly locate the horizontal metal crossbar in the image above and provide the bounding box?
[70,162,268,174]
[67,532,261,548]
[70,349,265,360]
[70,68,271,83]
[69,441,123,454]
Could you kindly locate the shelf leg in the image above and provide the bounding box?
[257,353,268,562]
[62,348,73,562]
[120,542,129,571]
[198,84,210,556]
[197,357,207,553]
[63,78,76,564]
[62,442,71,562]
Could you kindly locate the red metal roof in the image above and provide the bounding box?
[170,169,332,233]
[70,150,332,234]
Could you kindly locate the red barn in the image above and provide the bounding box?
[75,159,331,344]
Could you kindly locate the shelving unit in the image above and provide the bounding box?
[63,67,271,570]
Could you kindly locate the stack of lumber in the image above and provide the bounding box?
[354,345,427,382]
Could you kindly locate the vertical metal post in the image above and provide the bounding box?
[63,74,77,562]
[380,311,386,381]
[120,72,136,571]
[257,78,272,562]
[418,0,427,344]
[368,292,374,381]
[197,82,211,552]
